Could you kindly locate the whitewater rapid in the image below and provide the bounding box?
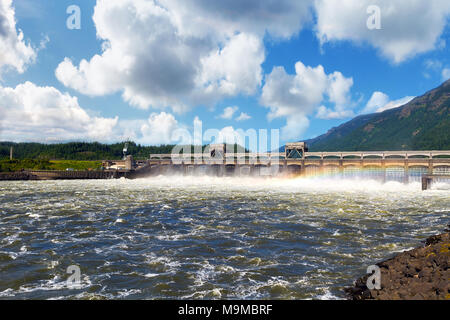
[0,177,448,299]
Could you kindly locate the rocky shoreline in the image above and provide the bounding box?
[346,227,449,300]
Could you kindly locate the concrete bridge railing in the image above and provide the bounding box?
[150,151,450,160]
[304,151,450,159]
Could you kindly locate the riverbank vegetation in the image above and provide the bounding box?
[0,159,102,172]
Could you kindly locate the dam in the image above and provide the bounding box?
[145,143,450,188]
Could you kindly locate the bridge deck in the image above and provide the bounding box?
[150,150,450,160]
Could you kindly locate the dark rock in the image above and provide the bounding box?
[345,231,450,300]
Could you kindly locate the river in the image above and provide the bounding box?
[0,177,448,299]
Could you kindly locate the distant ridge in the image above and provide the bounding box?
[307,80,450,151]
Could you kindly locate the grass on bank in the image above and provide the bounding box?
[0,159,102,172]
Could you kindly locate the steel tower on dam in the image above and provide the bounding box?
[147,143,450,186]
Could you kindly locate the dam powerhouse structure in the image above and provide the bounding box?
[2,143,450,190]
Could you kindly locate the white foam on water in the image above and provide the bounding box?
[144,273,159,278]
[125,175,450,194]
[391,246,417,254]
[145,254,182,271]
[430,182,450,190]
[26,212,42,219]
[155,234,183,241]
[193,261,216,287]
[11,274,92,296]
[315,289,341,300]
[117,289,141,298]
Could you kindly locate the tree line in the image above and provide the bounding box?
[0,142,248,161]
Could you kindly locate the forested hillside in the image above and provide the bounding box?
[0,142,248,160]
[308,80,450,151]
[0,142,177,160]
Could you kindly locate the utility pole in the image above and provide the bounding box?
[10,147,13,160]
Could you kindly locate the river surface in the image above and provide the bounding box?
[0,177,448,300]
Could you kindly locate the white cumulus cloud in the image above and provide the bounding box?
[315,0,450,64]
[261,61,354,140]
[164,0,313,39]
[139,112,183,145]
[218,106,239,120]
[443,68,450,81]
[0,82,118,142]
[362,91,415,114]
[55,0,314,112]
[0,0,36,75]
[236,112,251,121]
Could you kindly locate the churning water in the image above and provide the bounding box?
[0,177,448,299]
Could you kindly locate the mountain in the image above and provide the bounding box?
[307,80,450,151]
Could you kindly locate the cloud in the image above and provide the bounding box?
[362,91,390,114]
[139,112,184,145]
[0,0,36,75]
[443,68,450,81]
[316,106,354,120]
[261,63,328,119]
[165,0,314,39]
[362,91,415,114]
[204,126,259,150]
[377,96,415,112]
[236,112,251,121]
[214,126,244,145]
[261,61,354,139]
[314,0,450,63]
[0,81,256,146]
[316,71,355,119]
[55,0,313,112]
[218,106,239,120]
[0,82,118,142]
[218,106,252,121]
[424,59,443,72]
[423,59,450,81]
[198,33,265,100]
[423,59,444,78]
[108,113,198,146]
[281,114,310,142]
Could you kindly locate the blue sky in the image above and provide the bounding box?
[1,0,449,149]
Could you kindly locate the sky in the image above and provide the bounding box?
[0,0,449,150]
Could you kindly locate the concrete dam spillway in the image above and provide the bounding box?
[144,143,450,189]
